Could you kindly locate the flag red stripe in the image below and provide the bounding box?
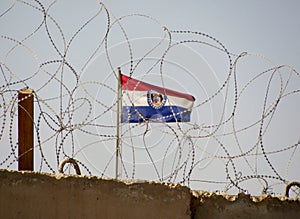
[121,74,195,101]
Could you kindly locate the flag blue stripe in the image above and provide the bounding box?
[121,106,191,123]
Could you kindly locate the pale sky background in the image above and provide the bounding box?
[1,0,299,196]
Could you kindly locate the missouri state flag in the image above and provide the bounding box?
[121,74,195,123]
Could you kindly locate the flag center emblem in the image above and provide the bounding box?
[147,90,167,109]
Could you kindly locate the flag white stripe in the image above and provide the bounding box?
[122,90,194,109]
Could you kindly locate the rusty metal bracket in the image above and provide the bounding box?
[58,157,81,175]
[285,181,300,198]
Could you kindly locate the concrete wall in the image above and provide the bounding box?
[0,169,299,219]
[192,191,300,219]
[0,169,191,219]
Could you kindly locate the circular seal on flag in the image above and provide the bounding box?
[147,90,167,109]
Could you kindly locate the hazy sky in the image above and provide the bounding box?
[103,0,300,67]
[1,0,299,196]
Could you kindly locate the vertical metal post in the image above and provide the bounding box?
[115,67,122,179]
[18,88,34,171]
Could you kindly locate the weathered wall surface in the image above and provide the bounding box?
[192,191,300,219]
[0,169,299,219]
[0,169,191,219]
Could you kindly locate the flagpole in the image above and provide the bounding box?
[115,67,122,179]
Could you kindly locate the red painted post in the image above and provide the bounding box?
[18,88,34,171]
